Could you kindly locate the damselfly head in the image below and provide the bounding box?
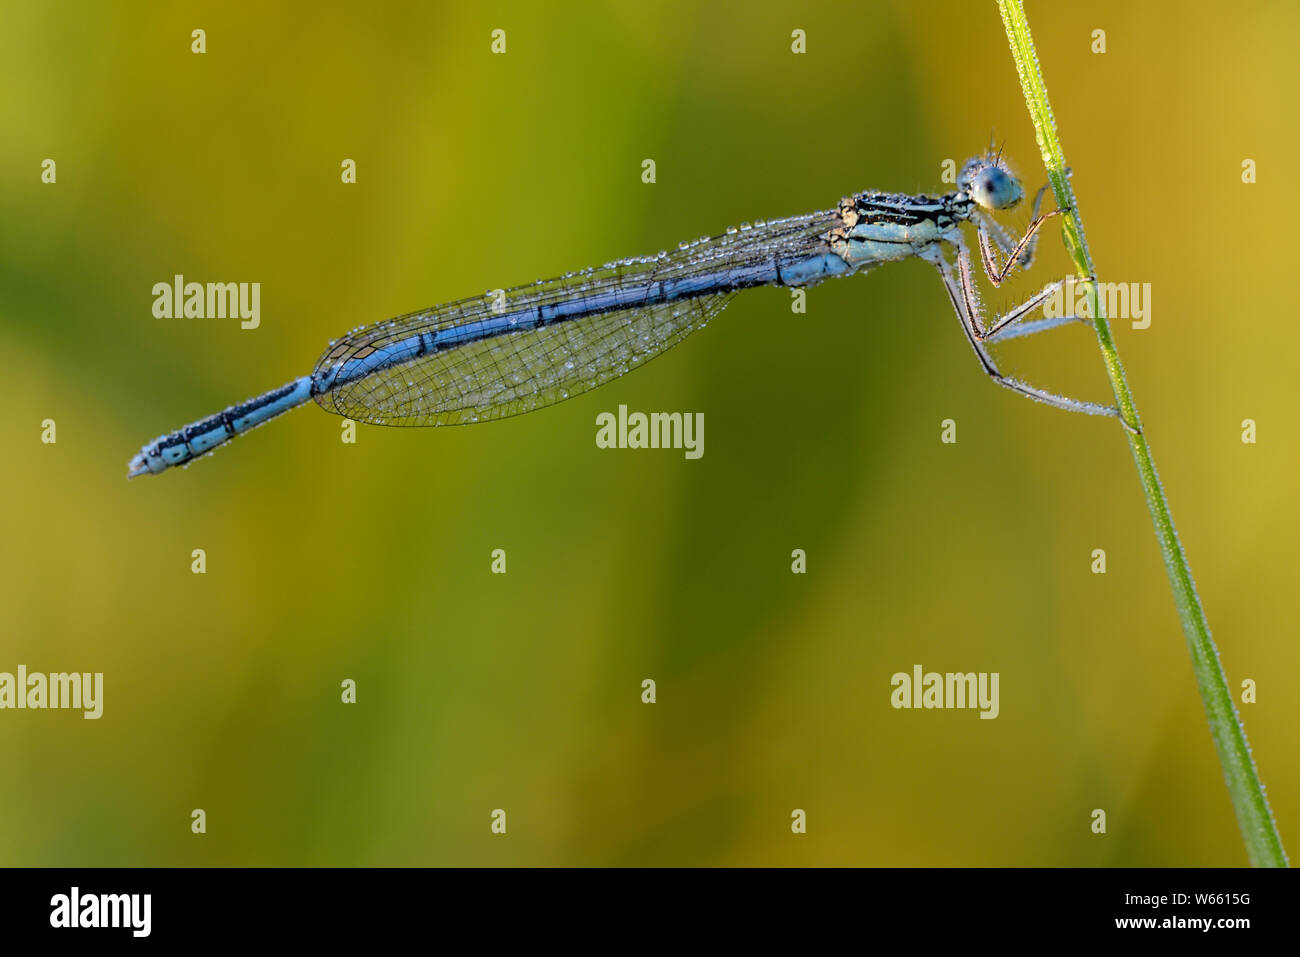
[957,156,1023,212]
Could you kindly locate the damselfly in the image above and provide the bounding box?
[128,152,1119,477]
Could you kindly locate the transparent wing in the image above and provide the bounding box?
[312,210,838,427]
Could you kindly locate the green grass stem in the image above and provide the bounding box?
[996,0,1286,867]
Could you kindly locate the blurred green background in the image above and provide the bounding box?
[1,0,1296,866]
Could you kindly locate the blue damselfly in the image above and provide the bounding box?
[128,152,1117,477]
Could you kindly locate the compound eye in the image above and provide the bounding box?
[976,168,1019,209]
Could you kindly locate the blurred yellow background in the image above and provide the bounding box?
[0,0,1295,865]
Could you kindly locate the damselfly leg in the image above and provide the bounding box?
[959,255,1081,342]
[923,236,1120,421]
[976,183,1058,286]
[985,313,1092,344]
